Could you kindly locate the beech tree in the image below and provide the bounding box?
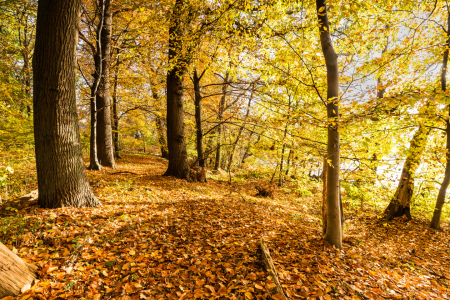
[95,0,116,168]
[384,125,431,220]
[33,0,99,208]
[317,0,342,249]
[431,7,450,229]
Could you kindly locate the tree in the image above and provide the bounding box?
[384,125,431,220]
[193,68,206,170]
[317,0,342,249]
[431,7,450,229]
[95,0,116,168]
[33,0,99,208]
[163,0,190,179]
[214,72,229,171]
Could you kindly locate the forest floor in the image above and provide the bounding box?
[1,152,450,300]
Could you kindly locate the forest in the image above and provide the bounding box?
[0,0,450,298]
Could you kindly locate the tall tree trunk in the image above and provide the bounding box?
[317,0,342,249]
[96,0,116,168]
[112,54,121,159]
[278,96,291,186]
[151,85,169,159]
[0,242,37,297]
[163,0,190,179]
[285,149,293,176]
[227,93,253,171]
[155,115,169,159]
[193,69,205,168]
[17,1,34,115]
[322,155,328,236]
[431,11,450,229]
[214,73,229,170]
[88,0,104,171]
[384,125,431,221]
[33,0,99,208]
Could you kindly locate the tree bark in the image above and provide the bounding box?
[88,0,104,171]
[317,0,342,249]
[150,85,169,159]
[112,53,121,159]
[163,0,190,179]
[431,12,450,229]
[285,149,293,176]
[384,125,431,221]
[95,0,116,168]
[155,115,169,159]
[33,0,99,208]
[193,69,206,169]
[214,73,229,170]
[322,155,328,236]
[16,1,35,115]
[0,242,37,297]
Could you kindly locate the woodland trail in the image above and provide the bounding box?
[0,153,449,299]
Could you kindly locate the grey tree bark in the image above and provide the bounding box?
[33,0,99,208]
[384,125,431,220]
[193,69,206,168]
[95,0,116,168]
[112,53,121,159]
[151,83,169,159]
[88,0,104,171]
[431,11,450,229]
[317,0,342,249]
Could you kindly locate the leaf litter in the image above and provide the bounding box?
[0,153,449,299]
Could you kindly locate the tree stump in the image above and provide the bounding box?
[0,242,37,297]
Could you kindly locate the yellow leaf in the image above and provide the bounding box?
[245,292,253,299]
[129,250,135,256]
[319,6,325,12]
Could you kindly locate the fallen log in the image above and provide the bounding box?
[18,190,38,202]
[0,242,37,297]
[259,239,287,299]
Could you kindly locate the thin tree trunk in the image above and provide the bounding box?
[88,0,104,171]
[317,0,342,249]
[151,85,169,159]
[322,155,328,236]
[33,0,99,208]
[96,0,116,168]
[155,115,169,158]
[228,93,253,171]
[384,125,431,221]
[285,149,292,176]
[112,54,121,159]
[376,34,389,99]
[431,11,450,229]
[278,95,291,186]
[193,69,205,168]
[431,115,450,229]
[17,1,34,115]
[163,0,190,179]
[214,73,229,170]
